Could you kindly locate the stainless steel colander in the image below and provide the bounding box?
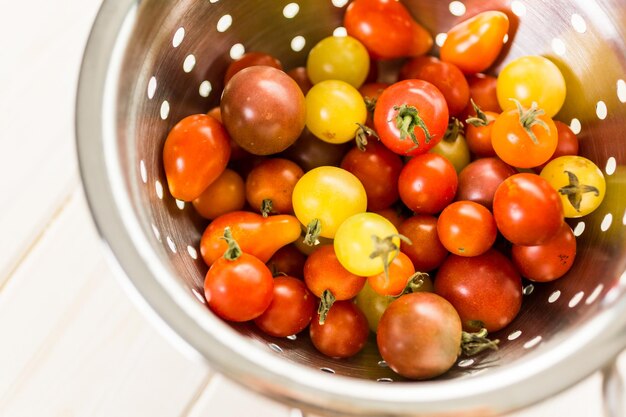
[76,0,626,415]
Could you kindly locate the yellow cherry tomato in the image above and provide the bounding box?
[497,56,566,118]
[540,156,606,217]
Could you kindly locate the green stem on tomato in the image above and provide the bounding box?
[395,271,429,297]
[303,218,322,246]
[393,104,433,147]
[221,227,242,261]
[465,99,491,127]
[369,233,412,285]
[443,117,464,143]
[512,98,550,145]
[461,327,500,356]
[355,123,379,151]
[317,289,336,325]
[260,199,273,218]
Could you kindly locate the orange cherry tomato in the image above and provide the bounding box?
[200,211,301,266]
[245,158,304,216]
[437,201,497,257]
[163,114,231,201]
[367,252,416,296]
[192,169,246,220]
[491,104,558,168]
[440,11,510,74]
[304,244,366,300]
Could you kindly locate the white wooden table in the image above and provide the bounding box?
[0,0,621,416]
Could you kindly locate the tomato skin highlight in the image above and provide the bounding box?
[398,153,458,214]
[204,253,274,322]
[344,0,433,60]
[377,292,462,380]
[435,249,522,332]
[512,222,576,282]
[374,80,449,156]
[254,276,316,337]
[493,173,564,246]
[440,11,510,74]
[200,211,301,266]
[163,114,231,201]
[310,301,369,358]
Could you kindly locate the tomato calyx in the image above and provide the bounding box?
[355,123,379,151]
[220,227,243,261]
[364,96,377,114]
[465,99,493,127]
[260,199,274,218]
[512,99,550,145]
[369,233,412,283]
[396,271,429,297]
[443,118,464,143]
[558,170,600,212]
[393,104,433,149]
[304,218,322,246]
[317,289,336,325]
[460,328,500,356]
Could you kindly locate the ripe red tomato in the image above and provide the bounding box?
[254,276,316,337]
[491,104,558,168]
[310,301,369,358]
[344,0,433,60]
[266,244,306,278]
[204,230,274,322]
[245,158,304,216]
[192,168,245,220]
[399,56,470,116]
[373,80,449,156]
[340,141,403,211]
[377,292,462,379]
[224,51,282,85]
[461,74,501,119]
[465,109,498,158]
[435,249,522,332]
[287,67,313,95]
[512,222,576,282]
[304,244,366,300]
[493,173,564,246]
[456,157,517,210]
[398,153,458,214]
[440,11,510,74]
[373,207,407,230]
[221,66,306,155]
[368,252,416,296]
[437,201,497,257]
[398,215,449,272]
[163,114,231,201]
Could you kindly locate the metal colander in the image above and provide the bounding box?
[76,0,626,415]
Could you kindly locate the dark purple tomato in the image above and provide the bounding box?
[456,157,517,210]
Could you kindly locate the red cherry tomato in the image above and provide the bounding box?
[340,141,403,211]
[204,232,274,322]
[398,153,458,214]
[374,80,449,156]
[512,222,576,282]
[254,276,316,337]
[435,249,522,332]
[465,110,498,158]
[266,244,306,278]
[462,74,502,118]
[286,66,313,95]
[373,207,407,230]
[344,0,433,60]
[224,51,282,85]
[440,11,510,74]
[534,121,580,172]
[456,157,517,210]
[163,114,231,201]
[368,252,416,296]
[398,215,449,272]
[304,244,366,300]
[245,158,304,215]
[377,292,462,379]
[493,173,564,246]
[310,300,369,358]
[399,56,470,116]
[437,201,497,257]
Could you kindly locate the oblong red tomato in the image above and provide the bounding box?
[163,114,231,201]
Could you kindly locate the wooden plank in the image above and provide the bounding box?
[0,191,210,417]
[0,0,102,284]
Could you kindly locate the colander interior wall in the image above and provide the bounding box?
[84,0,626,414]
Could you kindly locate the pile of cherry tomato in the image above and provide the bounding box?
[161,0,607,380]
